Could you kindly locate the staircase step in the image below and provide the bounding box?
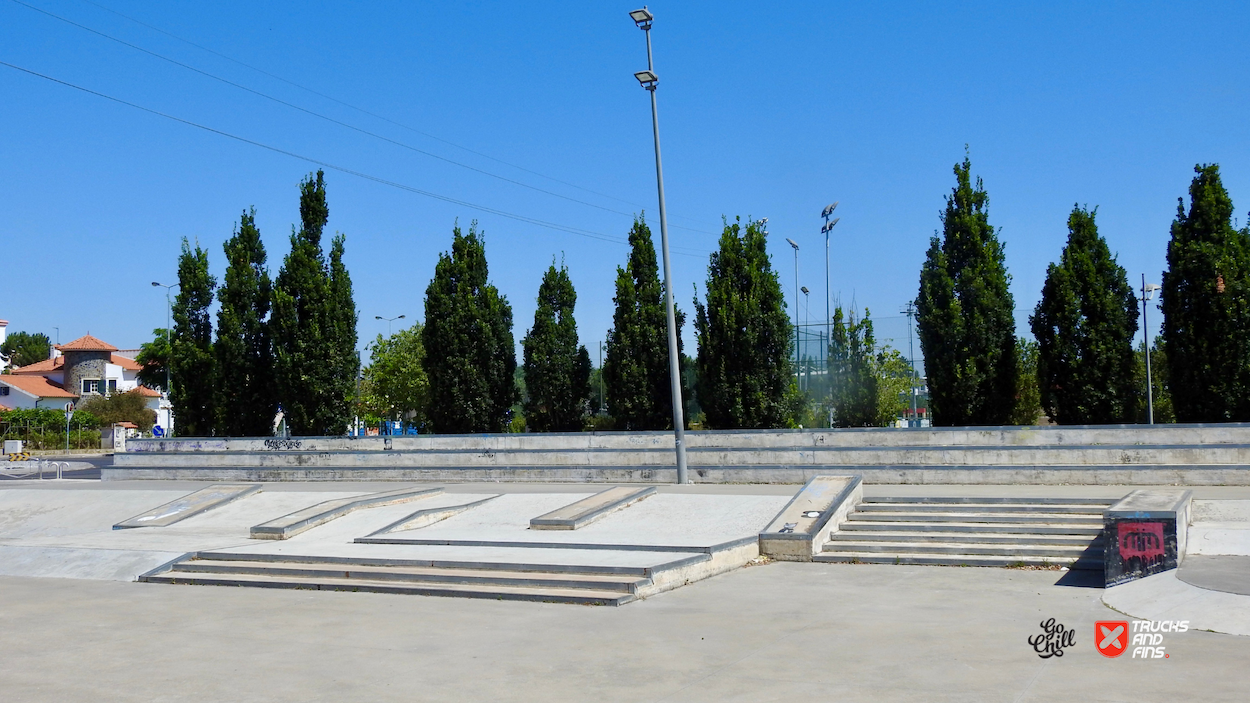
[838,522,1103,535]
[846,512,1104,524]
[142,571,636,605]
[820,541,1099,557]
[812,551,1101,569]
[191,551,658,578]
[855,503,1105,514]
[865,496,1115,506]
[173,559,649,593]
[827,531,1102,545]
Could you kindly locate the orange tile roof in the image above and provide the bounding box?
[11,357,63,374]
[57,334,118,352]
[0,375,77,399]
[133,385,162,398]
[111,354,143,371]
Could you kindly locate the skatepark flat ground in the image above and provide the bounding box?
[2,562,1248,702]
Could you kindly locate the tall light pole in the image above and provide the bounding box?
[630,6,687,484]
[786,238,801,383]
[902,302,918,426]
[152,281,178,437]
[375,314,406,337]
[800,286,810,391]
[821,203,839,426]
[1140,275,1160,425]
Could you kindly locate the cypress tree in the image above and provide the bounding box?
[693,217,793,429]
[1029,206,1139,424]
[215,208,276,436]
[170,238,216,436]
[603,216,685,430]
[1161,164,1250,422]
[327,233,359,431]
[522,262,592,431]
[916,154,1018,426]
[423,222,517,433]
[271,170,354,435]
[828,306,878,427]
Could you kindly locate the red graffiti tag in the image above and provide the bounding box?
[1118,521,1165,560]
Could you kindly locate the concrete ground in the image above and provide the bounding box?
[1,562,1247,702]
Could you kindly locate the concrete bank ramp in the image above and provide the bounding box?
[759,476,862,560]
[1102,569,1250,637]
[530,486,655,530]
[366,495,500,537]
[114,484,261,529]
[250,486,443,540]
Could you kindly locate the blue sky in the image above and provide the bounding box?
[2,1,1248,364]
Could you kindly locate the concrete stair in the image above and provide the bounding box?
[142,552,657,605]
[815,496,1112,568]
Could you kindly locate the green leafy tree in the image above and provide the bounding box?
[361,325,429,427]
[170,238,217,436]
[522,263,592,432]
[135,329,170,392]
[873,347,914,427]
[215,208,276,436]
[916,154,1018,425]
[1161,164,1250,422]
[829,306,878,427]
[271,171,357,435]
[1029,206,1139,424]
[1009,339,1044,425]
[1,331,51,368]
[423,222,518,433]
[692,217,793,429]
[77,389,157,432]
[604,216,685,430]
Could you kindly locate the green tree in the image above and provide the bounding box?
[872,347,913,427]
[1009,339,1044,425]
[692,217,793,429]
[604,216,685,430]
[1161,164,1250,422]
[170,238,216,436]
[77,389,157,432]
[1136,336,1175,423]
[327,232,359,429]
[1029,206,1139,424]
[215,208,276,436]
[1,331,51,368]
[522,263,592,432]
[916,154,1018,425]
[135,329,170,392]
[271,170,357,435]
[829,306,878,427]
[361,325,429,427]
[423,222,517,433]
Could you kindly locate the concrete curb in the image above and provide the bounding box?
[250,486,443,540]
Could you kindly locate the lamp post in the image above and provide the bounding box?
[821,203,839,426]
[1140,275,1161,425]
[786,238,801,383]
[902,302,918,426]
[800,286,810,391]
[375,314,406,337]
[152,281,178,437]
[630,6,688,484]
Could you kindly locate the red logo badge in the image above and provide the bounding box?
[1096,621,1129,658]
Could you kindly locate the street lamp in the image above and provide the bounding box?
[1140,276,1161,425]
[375,314,406,336]
[152,281,178,437]
[800,286,810,392]
[821,203,839,426]
[630,6,688,484]
[786,238,801,383]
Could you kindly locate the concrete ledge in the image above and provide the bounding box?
[250,486,443,540]
[366,495,499,537]
[530,487,655,530]
[759,476,862,561]
[113,484,261,529]
[103,464,1250,485]
[1104,489,1193,587]
[353,535,758,555]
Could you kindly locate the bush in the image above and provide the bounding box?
[76,390,156,432]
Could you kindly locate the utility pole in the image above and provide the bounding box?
[1140,275,1160,425]
[902,302,918,426]
[786,238,800,384]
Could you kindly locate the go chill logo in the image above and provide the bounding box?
[1096,620,1187,659]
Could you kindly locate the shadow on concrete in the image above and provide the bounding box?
[1054,568,1103,589]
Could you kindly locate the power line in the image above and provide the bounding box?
[49,0,718,236]
[0,59,710,257]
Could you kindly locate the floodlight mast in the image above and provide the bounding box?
[631,7,688,484]
[821,203,838,426]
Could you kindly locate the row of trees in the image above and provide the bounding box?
[151,170,359,436]
[916,154,1250,425]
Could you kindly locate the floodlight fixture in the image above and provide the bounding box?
[634,70,658,90]
[630,7,653,28]
[821,202,839,218]
[801,286,810,295]
[786,238,799,250]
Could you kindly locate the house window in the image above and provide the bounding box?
[0,386,8,396]
[82,379,100,395]
[108,379,118,394]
